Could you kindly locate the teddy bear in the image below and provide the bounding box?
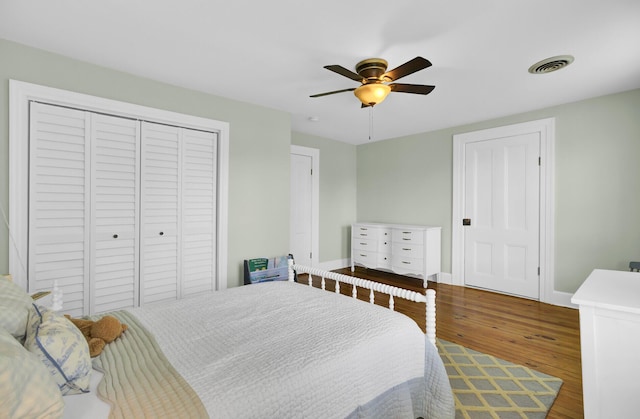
[64,315,128,357]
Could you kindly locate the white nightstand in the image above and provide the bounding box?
[572,269,640,418]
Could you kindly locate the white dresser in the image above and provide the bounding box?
[351,222,441,287]
[571,269,640,418]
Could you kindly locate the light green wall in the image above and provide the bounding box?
[3,40,638,295]
[356,88,640,293]
[291,131,357,263]
[0,39,292,288]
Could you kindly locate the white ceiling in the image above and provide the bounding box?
[2,0,639,145]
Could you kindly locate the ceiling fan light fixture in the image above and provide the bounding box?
[354,83,391,106]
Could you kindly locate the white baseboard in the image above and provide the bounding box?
[439,271,576,309]
[438,272,453,285]
[549,290,578,309]
[318,259,350,271]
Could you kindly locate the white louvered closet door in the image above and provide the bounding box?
[181,129,217,296]
[29,103,91,315]
[140,122,218,304]
[90,114,140,313]
[140,122,181,304]
[29,103,141,316]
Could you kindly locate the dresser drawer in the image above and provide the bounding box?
[353,225,379,240]
[392,242,424,259]
[392,255,425,273]
[353,250,377,266]
[393,228,424,245]
[353,237,377,251]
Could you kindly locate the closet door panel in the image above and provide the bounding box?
[91,114,140,314]
[140,122,180,304]
[182,129,217,296]
[28,103,91,316]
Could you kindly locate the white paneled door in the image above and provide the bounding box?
[463,133,540,299]
[290,152,313,266]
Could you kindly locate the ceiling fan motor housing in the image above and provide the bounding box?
[356,58,389,81]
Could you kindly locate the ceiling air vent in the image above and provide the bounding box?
[528,55,574,74]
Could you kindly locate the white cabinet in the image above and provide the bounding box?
[572,269,640,418]
[351,223,441,287]
[28,103,218,316]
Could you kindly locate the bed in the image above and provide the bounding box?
[0,264,454,419]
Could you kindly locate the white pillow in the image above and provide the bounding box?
[24,305,92,395]
[0,277,33,343]
[0,326,65,417]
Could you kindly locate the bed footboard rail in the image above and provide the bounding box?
[288,261,436,347]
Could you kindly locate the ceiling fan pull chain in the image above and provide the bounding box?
[369,106,374,141]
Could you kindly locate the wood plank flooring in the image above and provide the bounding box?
[302,267,583,418]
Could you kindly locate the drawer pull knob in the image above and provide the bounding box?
[360,242,367,246]
[403,238,411,241]
[159,231,164,236]
[113,234,119,239]
[402,248,411,251]
[402,261,411,264]
[360,254,367,257]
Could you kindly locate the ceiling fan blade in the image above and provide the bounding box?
[389,83,435,95]
[324,65,364,82]
[383,57,432,81]
[310,87,356,98]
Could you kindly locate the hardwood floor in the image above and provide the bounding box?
[303,267,583,418]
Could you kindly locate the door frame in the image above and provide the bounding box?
[451,118,555,303]
[9,80,229,291]
[290,145,319,268]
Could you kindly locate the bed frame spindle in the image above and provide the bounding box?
[287,260,437,347]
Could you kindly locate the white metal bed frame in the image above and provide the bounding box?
[287,260,437,346]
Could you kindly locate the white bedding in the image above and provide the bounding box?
[62,281,454,418]
[130,281,453,418]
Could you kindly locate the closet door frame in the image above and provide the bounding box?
[9,80,229,292]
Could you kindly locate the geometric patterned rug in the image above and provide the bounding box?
[437,339,563,419]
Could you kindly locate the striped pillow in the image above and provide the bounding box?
[0,326,64,417]
[0,276,33,344]
[24,305,92,395]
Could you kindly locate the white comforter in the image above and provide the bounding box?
[130,281,454,419]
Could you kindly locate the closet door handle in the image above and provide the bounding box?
[113,234,119,239]
[159,231,164,236]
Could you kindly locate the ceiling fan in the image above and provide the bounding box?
[310,56,435,107]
